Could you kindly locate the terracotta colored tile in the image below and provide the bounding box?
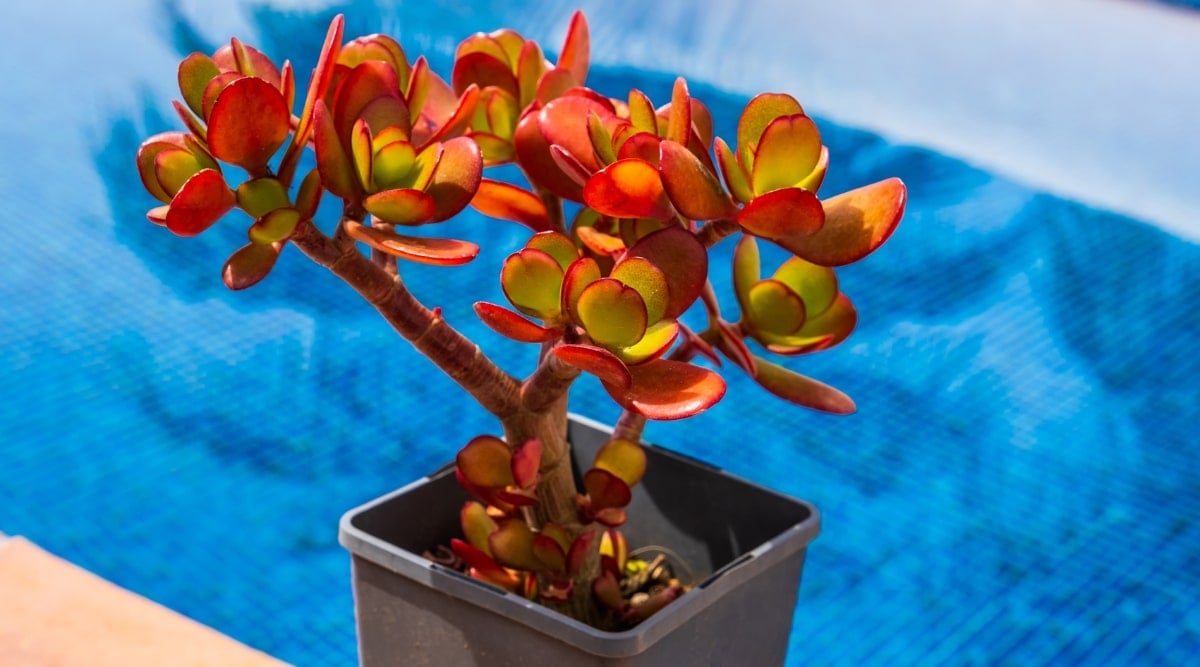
[0,537,289,667]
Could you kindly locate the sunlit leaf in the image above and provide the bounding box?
[751,355,855,414]
[552,344,632,391]
[514,107,584,201]
[659,140,737,221]
[750,114,823,196]
[177,52,220,118]
[165,168,235,236]
[474,302,561,343]
[344,220,478,265]
[664,77,691,146]
[774,256,838,316]
[501,248,565,319]
[746,279,806,336]
[605,359,726,421]
[785,178,908,266]
[539,95,611,174]
[584,158,673,221]
[363,188,436,226]
[235,177,289,219]
[456,435,514,488]
[222,241,281,290]
[313,101,359,199]
[426,136,483,222]
[452,51,516,96]
[611,256,668,324]
[248,207,301,244]
[562,256,601,323]
[137,132,191,203]
[736,92,804,169]
[577,278,648,349]
[526,231,579,270]
[714,137,754,204]
[207,77,289,171]
[737,187,824,244]
[593,439,646,487]
[624,226,707,319]
[575,226,626,256]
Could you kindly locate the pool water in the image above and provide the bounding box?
[2,2,1198,665]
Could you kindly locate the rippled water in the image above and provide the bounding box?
[2,2,1198,665]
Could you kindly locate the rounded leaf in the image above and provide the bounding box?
[456,435,514,489]
[501,248,565,319]
[165,169,236,236]
[750,114,823,196]
[207,77,290,171]
[775,256,838,317]
[737,187,825,243]
[489,518,543,572]
[577,278,648,349]
[426,136,483,222]
[624,226,707,319]
[248,207,301,244]
[790,178,908,267]
[610,256,668,325]
[222,241,281,290]
[593,439,646,487]
[617,320,679,365]
[551,344,631,391]
[606,359,726,421]
[461,501,498,554]
[363,188,437,226]
[236,177,290,219]
[659,139,737,221]
[584,158,673,221]
[747,280,806,336]
[737,92,804,168]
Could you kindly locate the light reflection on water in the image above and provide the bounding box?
[1,1,1198,665]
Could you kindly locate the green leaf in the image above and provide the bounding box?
[736,92,804,170]
[617,320,679,365]
[750,114,823,196]
[747,279,806,336]
[577,278,648,349]
[501,248,565,319]
[177,52,221,118]
[611,256,668,325]
[362,188,437,226]
[460,501,497,554]
[526,231,579,271]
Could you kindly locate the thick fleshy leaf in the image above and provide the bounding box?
[350,118,373,190]
[664,78,691,146]
[450,539,520,591]
[501,248,565,319]
[736,92,804,169]
[659,140,737,221]
[593,570,624,611]
[510,438,542,490]
[333,61,402,142]
[627,89,657,135]
[598,528,627,573]
[624,226,707,319]
[731,235,761,309]
[214,39,281,87]
[178,52,221,117]
[363,188,436,226]
[577,278,648,349]
[751,356,856,414]
[470,179,550,230]
[457,435,514,488]
[370,139,416,191]
[344,220,478,265]
[474,302,561,343]
[611,256,668,325]
[207,77,289,171]
[562,257,601,323]
[534,66,576,105]
[514,108,583,201]
[293,15,344,149]
[426,136,483,222]
[461,501,498,554]
[605,359,726,420]
[295,168,323,219]
[489,518,543,571]
[452,51,517,96]
[421,84,481,147]
[548,145,592,188]
[568,530,598,577]
[153,148,205,201]
[137,132,191,202]
[593,439,646,487]
[584,159,673,221]
[526,231,579,270]
[584,468,632,512]
[714,319,756,376]
[575,226,626,256]
[516,40,545,107]
[539,95,611,173]
[339,33,410,83]
[222,241,281,290]
[313,101,359,199]
[785,178,908,267]
[714,137,754,204]
[248,207,300,244]
[762,292,857,354]
[616,132,661,166]
[201,71,242,121]
[165,169,235,236]
[532,534,567,573]
[737,187,825,244]
[775,256,838,316]
[750,114,823,196]
[618,319,679,365]
[747,279,806,336]
[587,112,617,166]
[552,344,632,391]
[558,11,590,86]
[358,94,412,139]
[235,177,289,219]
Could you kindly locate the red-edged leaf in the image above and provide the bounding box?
[222,241,281,290]
[313,101,359,199]
[207,77,290,171]
[248,207,301,245]
[558,11,590,86]
[548,145,593,188]
[576,226,626,256]
[751,356,856,414]
[750,114,823,196]
[516,40,546,107]
[514,108,584,201]
[450,539,520,591]
[539,95,611,173]
[426,136,483,222]
[461,501,498,554]
[178,52,221,118]
[333,61,402,142]
[624,226,707,319]
[714,137,754,204]
[737,187,825,244]
[616,131,661,166]
[533,535,567,573]
[510,438,542,490]
[746,279,806,336]
[593,569,624,611]
[584,468,632,512]
[501,248,565,319]
[474,302,561,343]
[294,168,323,220]
[456,435,514,488]
[215,39,282,87]
[786,178,908,267]
[294,15,344,147]
[659,139,737,221]
[584,158,673,221]
[344,220,478,265]
[363,188,436,226]
[598,528,627,572]
[577,278,648,349]
[471,179,551,230]
[606,359,726,421]
[137,132,191,203]
[452,51,516,96]
[737,92,804,167]
[567,530,597,577]
[489,518,543,572]
[762,292,857,355]
[663,77,692,145]
[165,169,235,236]
[552,344,632,391]
[562,256,602,322]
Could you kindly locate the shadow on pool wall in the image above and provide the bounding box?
[77,0,1200,664]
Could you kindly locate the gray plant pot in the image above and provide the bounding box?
[338,415,820,666]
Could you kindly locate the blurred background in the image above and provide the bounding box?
[2,0,1198,664]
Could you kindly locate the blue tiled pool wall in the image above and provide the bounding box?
[2,2,1199,666]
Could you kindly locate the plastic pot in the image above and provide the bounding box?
[338,414,820,666]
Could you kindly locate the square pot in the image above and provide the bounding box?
[339,415,820,666]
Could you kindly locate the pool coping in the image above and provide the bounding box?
[0,536,288,667]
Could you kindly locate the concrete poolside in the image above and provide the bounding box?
[0,534,286,666]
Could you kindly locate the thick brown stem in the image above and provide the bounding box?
[289,218,521,418]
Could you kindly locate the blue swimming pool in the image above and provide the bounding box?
[2,1,1198,665]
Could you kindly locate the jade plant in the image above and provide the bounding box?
[135,11,906,629]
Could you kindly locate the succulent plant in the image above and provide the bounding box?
[135,11,905,629]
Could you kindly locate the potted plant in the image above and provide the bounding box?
[134,10,905,665]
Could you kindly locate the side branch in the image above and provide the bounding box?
[290,218,522,418]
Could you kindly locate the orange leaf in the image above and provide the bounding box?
[552,344,632,391]
[165,169,235,236]
[606,359,726,420]
[751,356,855,414]
[737,187,824,245]
[344,220,478,265]
[206,77,290,171]
[584,159,673,221]
[474,302,561,343]
[784,178,907,267]
[471,179,551,230]
[659,140,737,221]
[558,10,590,86]
[426,136,483,222]
[222,241,281,290]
